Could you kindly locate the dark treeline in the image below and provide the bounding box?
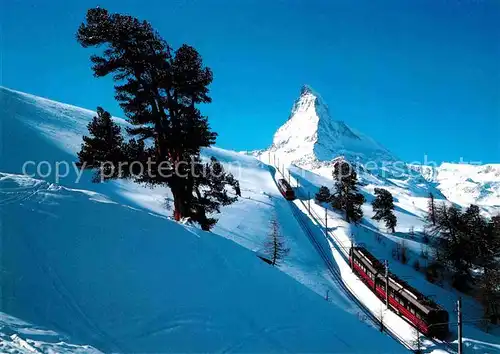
[427,195,500,324]
[76,7,240,230]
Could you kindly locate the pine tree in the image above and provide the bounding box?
[330,160,365,223]
[427,192,437,225]
[77,107,153,183]
[77,107,127,181]
[371,188,397,233]
[386,213,397,234]
[463,205,488,268]
[76,7,237,228]
[264,215,289,266]
[315,186,331,203]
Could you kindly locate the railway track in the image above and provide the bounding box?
[287,193,413,351]
[269,164,457,353]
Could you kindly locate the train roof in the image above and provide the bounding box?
[278,178,292,188]
[352,247,445,313]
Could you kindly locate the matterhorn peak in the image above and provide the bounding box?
[268,86,396,168]
[288,84,328,120]
[300,84,317,96]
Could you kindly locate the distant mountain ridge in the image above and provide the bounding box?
[409,163,500,211]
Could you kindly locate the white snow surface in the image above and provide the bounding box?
[409,163,500,212]
[0,86,404,352]
[0,312,102,354]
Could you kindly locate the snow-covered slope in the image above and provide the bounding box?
[281,163,500,353]
[3,172,400,353]
[0,87,403,352]
[409,163,500,212]
[258,84,499,351]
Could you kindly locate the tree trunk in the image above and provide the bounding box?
[173,191,183,221]
[171,183,186,221]
[273,234,278,266]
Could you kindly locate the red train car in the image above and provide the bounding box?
[350,246,449,339]
[277,178,295,200]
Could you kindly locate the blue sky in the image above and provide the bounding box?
[2,0,499,164]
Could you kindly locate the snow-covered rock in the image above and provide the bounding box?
[268,85,396,169]
[409,163,500,212]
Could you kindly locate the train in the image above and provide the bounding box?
[277,178,295,200]
[349,246,449,339]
